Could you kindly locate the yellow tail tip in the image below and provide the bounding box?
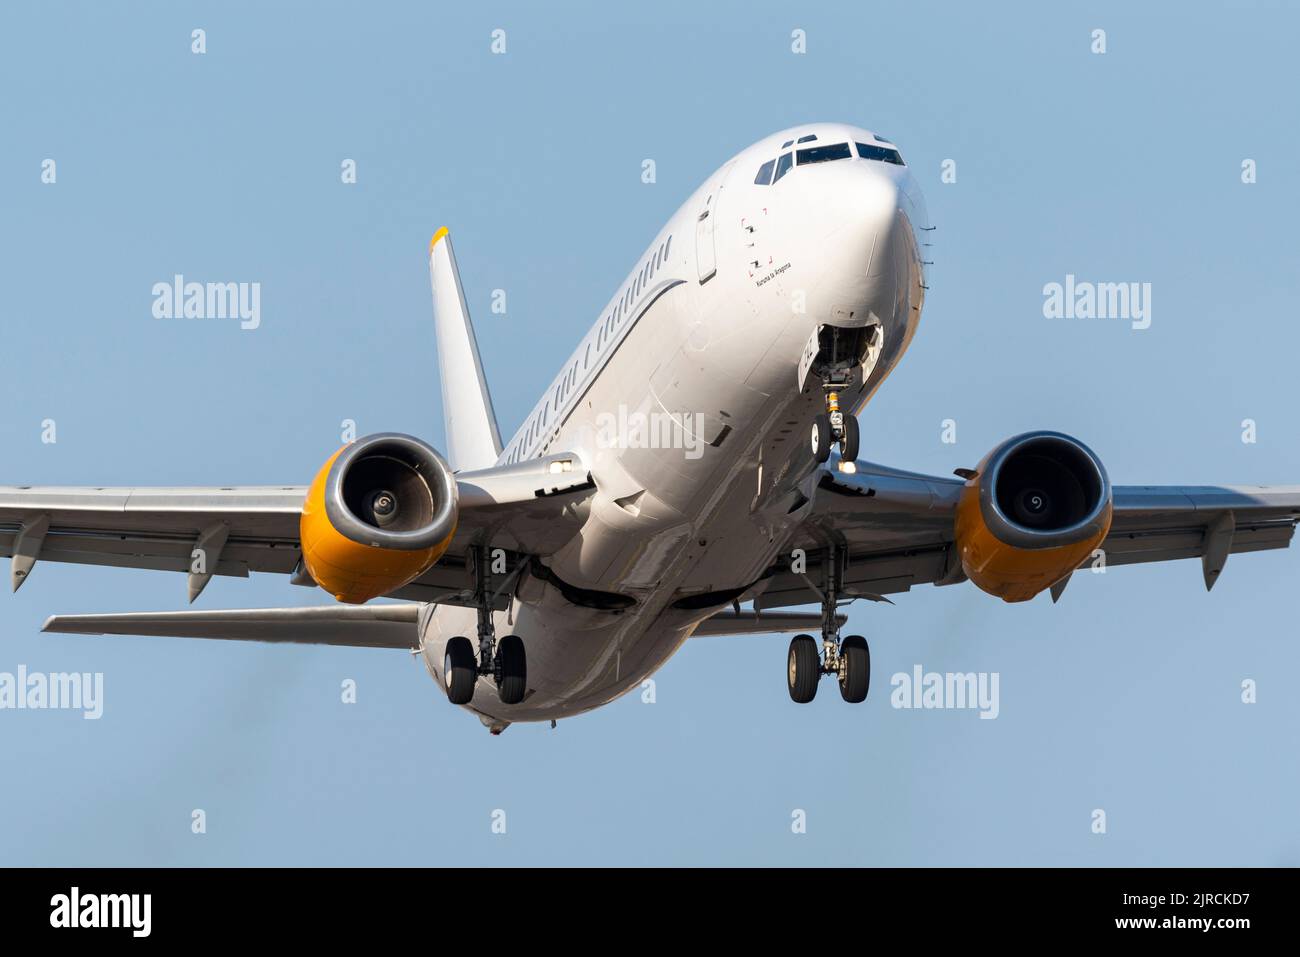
[429,227,450,252]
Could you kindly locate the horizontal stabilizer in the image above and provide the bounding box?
[42,603,422,650]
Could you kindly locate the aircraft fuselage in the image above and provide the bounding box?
[420,124,930,729]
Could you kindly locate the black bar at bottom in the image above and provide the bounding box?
[0,866,1290,942]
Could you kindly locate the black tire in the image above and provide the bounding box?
[840,415,860,463]
[810,415,833,464]
[496,634,527,705]
[787,634,820,703]
[839,635,870,703]
[443,636,477,705]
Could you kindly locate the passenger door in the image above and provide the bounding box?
[694,162,734,284]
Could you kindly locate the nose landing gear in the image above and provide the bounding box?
[811,388,860,464]
[444,544,528,706]
[785,544,871,704]
[803,322,877,465]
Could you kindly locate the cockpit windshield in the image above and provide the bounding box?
[856,142,905,165]
[754,136,904,185]
[796,142,852,165]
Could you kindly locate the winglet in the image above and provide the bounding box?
[428,228,503,471]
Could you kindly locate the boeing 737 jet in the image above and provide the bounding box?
[4,123,1298,733]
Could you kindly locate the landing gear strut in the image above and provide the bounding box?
[811,385,860,464]
[445,544,528,706]
[785,543,870,704]
[806,323,875,465]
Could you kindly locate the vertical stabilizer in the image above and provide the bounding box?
[428,228,503,471]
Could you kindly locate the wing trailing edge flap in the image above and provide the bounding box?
[41,603,423,650]
[1106,484,1300,591]
[693,609,845,637]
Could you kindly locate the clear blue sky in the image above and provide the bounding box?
[2,0,1298,866]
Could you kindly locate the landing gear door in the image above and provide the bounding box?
[797,326,821,392]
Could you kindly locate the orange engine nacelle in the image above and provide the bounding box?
[300,433,458,604]
[953,431,1112,603]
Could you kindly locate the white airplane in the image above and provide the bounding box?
[4,123,1299,734]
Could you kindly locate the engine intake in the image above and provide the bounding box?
[954,431,1112,602]
[300,433,458,603]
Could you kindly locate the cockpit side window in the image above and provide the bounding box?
[773,152,793,183]
[796,134,818,144]
[796,142,852,165]
[856,142,905,165]
[754,158,776,185]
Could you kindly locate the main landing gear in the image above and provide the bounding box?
[810,386,860,464]
[444,544,528,707]
[786,543,870,704]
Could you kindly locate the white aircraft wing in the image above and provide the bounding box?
[0,452,594,607]
[756,461,1300,609]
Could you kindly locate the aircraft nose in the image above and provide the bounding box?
[853,166,903,234]
[811,164,910,284]
[795,161,920,327]
[806,162,905,257]
[846,166,906,262]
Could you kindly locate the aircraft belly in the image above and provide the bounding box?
[421,596,691,723]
